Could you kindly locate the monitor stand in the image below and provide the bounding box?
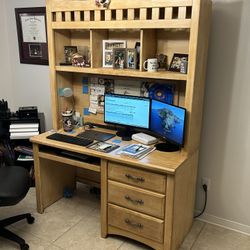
[155,142,180,152]
[116,127,135,141]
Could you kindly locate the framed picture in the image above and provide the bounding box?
[103,40,126,68]
[126,49,137,69]
[15,7,48,65]
[64,46,77,64]
[169,53,188,73]
[113,48,126,69]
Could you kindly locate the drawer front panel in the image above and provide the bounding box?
[108,162,166,193]
[108,204,164,243]
[108,180,165,219]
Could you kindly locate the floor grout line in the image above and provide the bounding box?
[190,222,207,250]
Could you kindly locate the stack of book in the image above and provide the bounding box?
[120,144,155,159]
[9,123,39,140]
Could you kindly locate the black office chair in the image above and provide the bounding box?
[0,165,35,250]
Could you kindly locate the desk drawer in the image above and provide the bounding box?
[108,162,166,193]
[108,204,164,243]
[108,180,165,219]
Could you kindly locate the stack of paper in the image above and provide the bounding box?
[9,123,39,139]
[120,144,155,159]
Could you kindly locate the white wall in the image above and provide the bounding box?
[0,0,14,108]
[196,0,250,233]
[2,0,52,130]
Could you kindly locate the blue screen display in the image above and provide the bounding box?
[104,94,150,129]
[150,99,186,145]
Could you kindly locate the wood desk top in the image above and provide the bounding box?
[30,128,188,175]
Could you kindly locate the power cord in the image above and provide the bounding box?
[194,184,208,218]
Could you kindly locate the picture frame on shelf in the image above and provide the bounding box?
[126,49,137,69]
[113,48,126,69]
[169,53,188,73]
[103,40,126,68]
[15,7,48,65]
[64,46,78,64]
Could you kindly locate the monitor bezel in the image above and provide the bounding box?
[150,98,187,147]
[104,93,151,130]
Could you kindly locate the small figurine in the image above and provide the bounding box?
[95,0,111,8]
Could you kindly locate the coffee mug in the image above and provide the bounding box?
[143,58,159,72]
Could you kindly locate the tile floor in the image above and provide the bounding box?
[1,184,250,250]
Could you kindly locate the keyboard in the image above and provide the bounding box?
[77,130,115,142]
[47,133,93,146]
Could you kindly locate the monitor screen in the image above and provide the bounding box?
[104,94,150,129]
[150,99,186,146]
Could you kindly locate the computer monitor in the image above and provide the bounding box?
[104,94,151,141]
[150,99,186,152]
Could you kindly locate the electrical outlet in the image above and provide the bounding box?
[202,177,211,190]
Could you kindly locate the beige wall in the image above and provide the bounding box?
[0,0,52,130]
[0,0,14,108]
[196,0,250,233]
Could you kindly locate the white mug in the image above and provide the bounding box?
[143,58,159,72]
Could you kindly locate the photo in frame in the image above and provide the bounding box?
[102,40,126,68]
[169,53,188,73]
[15,7,48,65]
[126,49,137,69]
[113,48,126,69]
[64,46,78,64]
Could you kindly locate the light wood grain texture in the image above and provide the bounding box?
[55,65,187,81]
[108,180,165,219]
[51,19,191,30]
[152,8,160,20]
[50,0,192,12]
[140,8,147,20]
[90,30,108,68]
[39,158,76,211]
[108,204,164,243]
[165,7,173,19]
[109,225,163,249]
[178,7,187,19]
[95,10,101,21]
[56,11,62,22]
[105,9,111,21]
[127,9,134,20]
[39,151,100,172]
[184,0,212,154]
[65,11,71,21]
[33,144,43,213]
[31,130,187,175]
[108,162,166,193]
[101,159,108,237]
[171,151,199,249]
[74,11,80,21]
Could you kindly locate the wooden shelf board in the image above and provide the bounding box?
[51,20,191,30]
[55,66,187,81]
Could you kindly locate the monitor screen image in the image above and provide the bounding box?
[150,99,186,146]
[104,94,150,129]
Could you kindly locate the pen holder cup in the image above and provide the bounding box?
[62,111,74,132]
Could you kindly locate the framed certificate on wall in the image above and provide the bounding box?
[15,7,49,65]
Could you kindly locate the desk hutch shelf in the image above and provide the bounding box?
[41,0,212,249]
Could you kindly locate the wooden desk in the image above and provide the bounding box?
[31,130,198,250]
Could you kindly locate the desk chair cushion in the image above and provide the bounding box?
[0,166,30,207]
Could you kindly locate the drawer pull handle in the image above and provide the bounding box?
[125,174,145,183]
[124,195,144,205]
[125,218,143,229]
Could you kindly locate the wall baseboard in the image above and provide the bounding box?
[195,211,250,236]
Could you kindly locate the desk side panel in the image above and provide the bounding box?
[171,151,199,249]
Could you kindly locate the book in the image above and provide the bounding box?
[10,128,38,132]
[87,141,120,153]
[10,123,39,129]
[10,131,39,139]
[17,154,34,161]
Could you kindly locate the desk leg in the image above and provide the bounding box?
[33,144,44,213]
[101,159,108,238]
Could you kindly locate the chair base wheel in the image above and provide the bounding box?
[20,243,29,250]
